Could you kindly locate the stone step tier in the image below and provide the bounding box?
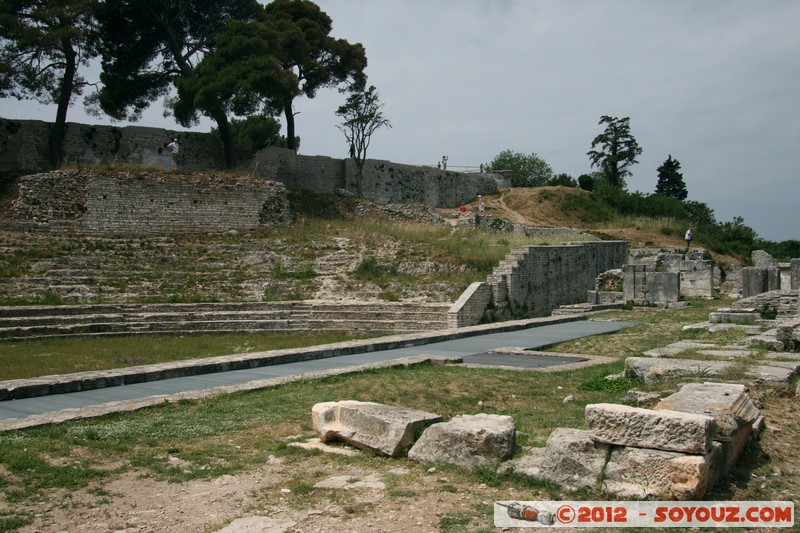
[0,301,452,341]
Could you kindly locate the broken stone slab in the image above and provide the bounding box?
[407,413,515,469]
[655,382,763,473]
[698,349,755,359]
[776,319,800,350]
[625,357,733,384]
[626,389,662,407]
[287,438,361,456]
[642,340,716,358]
[746,334,785,351]
[745,363,799,387]
[602,444,718,500]
[585,403,716,453]
[709,311,760,324]
[765,352,800,362]
[708,323,764,334]
[681,322,764,334]
[498,428,608,492]
[311,401,442,457]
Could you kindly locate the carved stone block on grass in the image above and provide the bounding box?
[655,382,763,473]
[585,403,716,453]
[625,357,733,384]
[499,428,608,491]
[603,445,718,499]
[408,413,515,469]
[312,401,442,457]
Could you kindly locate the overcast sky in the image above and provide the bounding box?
[1,0,798,241]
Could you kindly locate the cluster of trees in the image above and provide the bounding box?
[1,0,387,170]
[489,115,797,260]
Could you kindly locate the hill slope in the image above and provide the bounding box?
[456,186,741,264]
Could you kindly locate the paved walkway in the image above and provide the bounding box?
[0,318,632,430]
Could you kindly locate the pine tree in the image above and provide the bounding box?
[587,115,643,189]
[655,155,688,201]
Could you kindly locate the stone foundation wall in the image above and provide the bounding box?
[447,282,492,328]
[627,248,714,298]
[623,265,681,305]
[465,241,629,325]
[741,267,781,298]
[731,289,798,318]
[6,170,294,234]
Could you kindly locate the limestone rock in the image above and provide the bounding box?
[655,382,762,473]
[626,389,662,407]
[625,356,732,384]
[407,413,515,469]
[585,403,716,453]
[311,401,442,457]
[776,319,800,351]
[603,445,717,499]
[499,428,608,491]
[745,363,799,387]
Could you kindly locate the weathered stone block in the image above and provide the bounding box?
[776,319,800,350]
[623,265,680,305]
[742,267,780,298]
[752,250,778,268]
[585,403,716,453]
[312,401,442,457]
[499,428,608,491]
[407,413,515,469]
[791,259,800,291]
[680,260,714,298]
[655,382,762,473]
[708,311,760,324]
[603,445,718,499]
[625,356,733,384]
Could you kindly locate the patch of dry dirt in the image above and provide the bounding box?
[8,388,799,533]
[455,187,742,265]
[10,454,523,532]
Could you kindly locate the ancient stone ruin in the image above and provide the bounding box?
[303,382,765,499]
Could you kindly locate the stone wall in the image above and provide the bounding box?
[623,265,681,305]
[447,282,492,328]
[7,170,294,234]
[741,267,781,298]
[449,241,629,326]
[627,248,714,298]
[0,119,223,177]
[793,259,800,291]
[731,289,798,318]
[251,147,499,208]
[1,119,499,208]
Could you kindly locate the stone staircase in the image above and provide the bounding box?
[0,301,452,341]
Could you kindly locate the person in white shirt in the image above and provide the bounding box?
[167,138,180,170]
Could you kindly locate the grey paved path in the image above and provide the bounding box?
[0,319,631,427]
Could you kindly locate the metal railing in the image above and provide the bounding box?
[423,164,510,174]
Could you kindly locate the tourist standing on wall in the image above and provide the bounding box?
[442,155,448,170]
[685,227,693,249]
[167,138,180,170]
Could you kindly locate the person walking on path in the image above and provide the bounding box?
[684,227,693,250]
[167,138,180,170]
